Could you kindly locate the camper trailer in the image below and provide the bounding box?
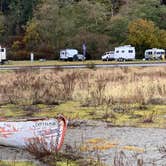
[144,48,165,60]
[114,45,135,61]
[60,49,85,61]
[0,46,6,64]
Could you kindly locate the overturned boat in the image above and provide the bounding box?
[0,116,67,152]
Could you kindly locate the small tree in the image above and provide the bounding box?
[128,19,159,58]
[107,15,129,47]
[157,29,166,49]
[24,20,41,50]
[0,13,5,41]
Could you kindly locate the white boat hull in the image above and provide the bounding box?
[0,116,67,152]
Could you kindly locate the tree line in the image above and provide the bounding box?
[0,0,165,60]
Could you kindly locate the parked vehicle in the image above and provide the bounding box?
[0,46,7,64]
[144,48,165,60]
[73,53,86,61]
[60,49,85,61]
[101,51,114,61]
[0,116,67,151]
[114,45,135,61]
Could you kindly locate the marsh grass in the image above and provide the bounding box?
[0,67,166,127]
[0,161,36,166]
[25,138,105,166]
[113,151,144,166]
[142,111,157,123]
[1,67,166,106]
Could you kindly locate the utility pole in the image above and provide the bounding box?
[111,0,115,17]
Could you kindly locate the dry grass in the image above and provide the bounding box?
[1,67,166,106]
[26,137,105,166]
[113,151,144,166]
[1,67,165,165]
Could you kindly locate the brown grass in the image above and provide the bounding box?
[0,67,166,106]
[26,138,105,166]
[113,151,144,166]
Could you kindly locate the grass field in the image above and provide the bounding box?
[2,59,166,67]
[0,67,166,166]
[0,66,166,128]
[0,161,35,166]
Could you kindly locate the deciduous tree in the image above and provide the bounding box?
[128,19,159,58]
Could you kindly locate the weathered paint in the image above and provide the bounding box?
[0,116,67,152]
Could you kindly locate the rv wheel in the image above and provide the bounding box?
[118,58,123,62]
[73,55,78,61]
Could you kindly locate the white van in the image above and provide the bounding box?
[101,51,114,61]
[0,46,6,64]
[60,49,85,61]
[114,45,135,61]
[144,48,165,60]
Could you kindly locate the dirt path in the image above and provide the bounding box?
[64,121,166,166]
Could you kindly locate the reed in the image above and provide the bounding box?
[0,67,166,106]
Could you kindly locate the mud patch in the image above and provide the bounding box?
[0,146,45,166]
[64,121,166,165]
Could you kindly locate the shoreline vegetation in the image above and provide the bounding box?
[0,66,166,166]
[0,67,165,128]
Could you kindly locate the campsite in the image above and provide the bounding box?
[0,0,166,165]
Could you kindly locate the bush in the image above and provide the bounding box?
[9,50,30,60]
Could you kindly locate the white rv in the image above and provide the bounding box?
[60,49,85,61]
[144,48,165,60]
[0,46,6,64]
[114,45,135,61]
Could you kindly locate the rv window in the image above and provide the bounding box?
[129,50,133,53]
[1,49,4,52]
[116,51,119,53]
[122,50,125,53]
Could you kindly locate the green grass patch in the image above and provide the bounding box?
[0,102,165,128]
[56,161,78,166]
[2,59,165,67]
[0,161,36,166]
[33,101,92,120]
[0,104,25,118]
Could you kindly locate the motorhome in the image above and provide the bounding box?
[114,45,135,61]
[144,48,165,60]
[0,46,6,64]
[101,51,114,61]
[60,49,85,61]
